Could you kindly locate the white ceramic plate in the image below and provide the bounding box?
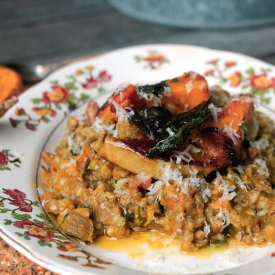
[2,44,275,275]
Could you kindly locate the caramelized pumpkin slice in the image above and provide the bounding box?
[163,71,210,111]
[99,136,215,179]
[97,84,142,123]
[204,96,255,156]
[96,72,209,123]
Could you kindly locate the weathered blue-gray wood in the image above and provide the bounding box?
[0,0,275,65]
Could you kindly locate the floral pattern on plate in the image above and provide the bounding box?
[204,58,275,104]
[2,44,275,275]
[9,67,112,131]
[134,50,169,70]
[0,150,21,171]
[0,188,111,269]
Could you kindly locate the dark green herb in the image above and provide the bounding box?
[138,205,143,222]
[125,202,134,222]
[48,212,57,216]
[240,121,248,132]
[70,149,77,156]
[170,78,179,83]
[138,80,167,97]
[128,107,173,139]
[210,238,227,245]
[146,100,212,157]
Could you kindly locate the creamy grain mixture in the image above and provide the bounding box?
[39,72,275,251]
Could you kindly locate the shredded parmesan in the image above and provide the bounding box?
[147,180,164,196]
[208,103,221,122]
[163,85,172,97]
[217,207,230,228]
[176,168,205,195]
[214,176,236,201]
[166,127,175,136]
[112,101,132,122]
[201,184,212,202]
[227,173,247,191]
[252,158,269,175]
[136,84,171,106]
[224,124,242,145]
[237,165,245,174]
[67,134,80,154]
[112,82,130,96]
[203,221,210,236]
[250,139,269,150]
[170,145,201,164]
[137,172,151,183]
[159,164,183,185]
[185,80,193,94]
[92,117,115,135]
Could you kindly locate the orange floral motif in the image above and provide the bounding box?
[249,73,275,91]
[58,254,78,262]
[42,85,69,104]
[57,241,78,252]
[224,61,237,67]
[205,58,275,105]
[14,220,55,242]
[32,107,57,117]
[143,52,165,63]
[134,50,168,69]
[0,188,111,270]
[229,71,242,87]
[9,66,112,131]
[24,224,47,237]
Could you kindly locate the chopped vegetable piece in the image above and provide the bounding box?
[163,71,210,111]
[59,212,94,243]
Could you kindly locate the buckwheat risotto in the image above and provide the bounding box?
[39,72,275,251]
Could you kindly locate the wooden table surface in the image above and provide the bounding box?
[1,0,275,274]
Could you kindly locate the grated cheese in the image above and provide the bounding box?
[250,138,269,150]
[92,117,115,135]
[252,158,269,175]
[216,207,230,228]
[112,101,133,122]
[199,82,206,90]
[214,176,236,201]
[176,168,205,195]
[112,82,130,96]
[147,180,164,196]
[208,103,221,122]
[203,221,210,237]
[137,172,151,183]
[170,144,201,164]
[237,165,245,173]
[159,164,183,185]
[190,71,198,78]
[224,124,242,145]
[163,85,172,97]
[166,127,175,137]
[227,173,247,191]
[185,80,193,94]
[67,134,80,155]
[201,184,212,202]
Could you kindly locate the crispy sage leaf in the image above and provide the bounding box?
[146,100,212,157]
[128,107,173,139]
[138,81,167,97]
